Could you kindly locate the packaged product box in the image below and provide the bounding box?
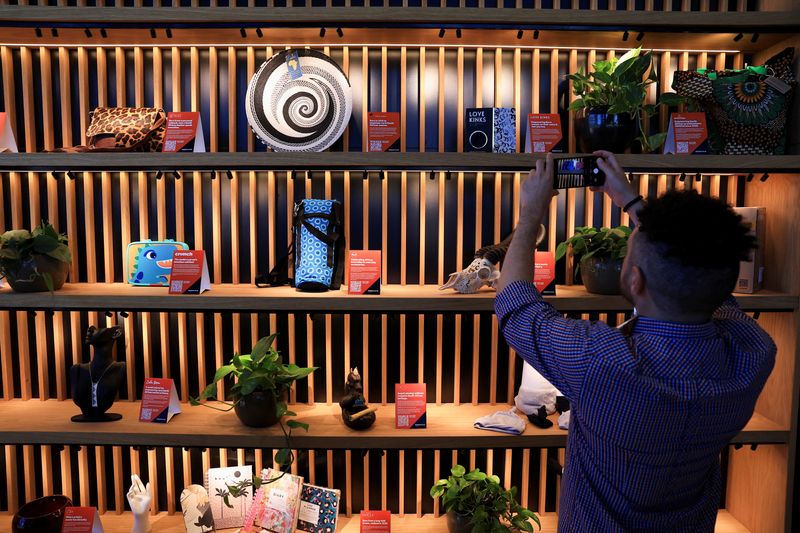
[733,207,766,294]
[205,465,252,529]
[465,108,516,153]
[296,483,341,533]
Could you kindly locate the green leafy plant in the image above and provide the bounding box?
[190,333,316,477]
[555,226,632,277]
[0,220,72,292]
[430,466,540,533]
[567,47,672,153]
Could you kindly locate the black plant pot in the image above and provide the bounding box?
[234,391,280,428]
[575,108,637,154]
[446,511,473,533]
[6,255,69,293]
[580,256,623,295]
[12,495,72,532]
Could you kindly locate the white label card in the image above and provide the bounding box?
[267,488,289,512]
[298,500,321,525]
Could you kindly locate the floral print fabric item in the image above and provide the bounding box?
[257,468,303,533]
[296,484,341,533]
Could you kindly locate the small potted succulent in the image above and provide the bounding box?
[568,47,666,153]
[555,226,631,295]
[191,333,316,429]
[0,221,71,293]
[430,465,540,533]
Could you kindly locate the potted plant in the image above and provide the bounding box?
[430,465,540,533]
[555,226,631,295]
[0,221,71,293]
[190,333,316,429]
[568,47,666,153]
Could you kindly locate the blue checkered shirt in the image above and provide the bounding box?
[495,281,776,533]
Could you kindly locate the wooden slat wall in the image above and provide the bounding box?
[0,39,787,526]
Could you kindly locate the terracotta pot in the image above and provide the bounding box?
[5,255,69,293]
[575,107,637,154]
[446,511,473,533]
[580,256,623,295]
[234,391,280,428]
[12,495,72,532]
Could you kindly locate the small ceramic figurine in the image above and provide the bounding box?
[69,325,126,422]
[180,485,216,533]
[339,367,377,430]
[439,225,546,294]
[126,475,152,533]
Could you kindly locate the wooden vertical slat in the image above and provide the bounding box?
[9,172,31,401]
[22,445,35,503]
[78,446,90,506]
[112,446,124,513]
[95,446,107,513]
[5,446,18,512]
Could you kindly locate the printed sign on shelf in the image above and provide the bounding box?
[168,250,211,295]
[347,250,381,295]
[367,112,401,152]
[62,507,103,533]
[360,510,391,533]
[662,112,709,154]
[525,113,564,153]
[534,251,556,296]
[395,383,427,429]
[0,112,18,153]
[162,112,206,152]
[139,378,181,423]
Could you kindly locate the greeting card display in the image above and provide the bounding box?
[465,108,516,153]
[180,485,216,533]
[169,250,211,294]
[61,507,103,533]
[360,510,391,533]
[395,383,427,429]
[367,112,400,152]
[162,111,206,152]
[138,378,181,423]
[525,113,564,153]
[662,112,710,154]
[347,250,381,294]
[296,483,341,533]
[257,468,303,533]
[205,466,252,529]
[0,112,18,152]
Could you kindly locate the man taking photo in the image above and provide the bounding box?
[495,151,776,532]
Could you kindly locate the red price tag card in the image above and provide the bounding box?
[168,250,211,294]
[139,378,182,423]
[525,113,563,153]
[347,250,381,294]
[162,111,206,152]
[62,507,103,533]
[367,112,400,152]
[663,112,709,154]
[0,112,18,153]
[360,510,391,533]
[395,383,427,429]
[534,251,556,296]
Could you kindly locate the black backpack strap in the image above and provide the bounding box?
[255,242,295,288]
[330,201,346,289]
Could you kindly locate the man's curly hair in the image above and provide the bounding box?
[633,190,757,315]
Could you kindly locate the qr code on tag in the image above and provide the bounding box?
[677,142,689,154]
[171,281,183,292]
[369,140,383,152]
[350,281,361,292]
[533,142,546,152]
[164,140,177,152]
[397,415,408,427]
[141,408,152,420]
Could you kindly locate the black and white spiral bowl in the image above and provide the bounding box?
[246,49,352,152]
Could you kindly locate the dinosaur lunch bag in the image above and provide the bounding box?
[126,240,189,286]
[258,199,345,292]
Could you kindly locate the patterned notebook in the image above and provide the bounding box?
[204,465,252,530]
[296,483,341,533]
[257,468,304,533]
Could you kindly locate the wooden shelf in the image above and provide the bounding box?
[2,153,800,173]
[0,283,795,313]
[0,7,795,52]
[0,400,787,449]
[0,509,753,533]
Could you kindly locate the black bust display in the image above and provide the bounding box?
[69,325,126,423]
[339,367,376,430]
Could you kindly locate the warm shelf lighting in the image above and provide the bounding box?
[150,28,157,39]
[256,28,264,38]
[734,33,744,42]
[166,28,173,39]
[337,27,344,38]
[34,28,42,38]
[84,28,93,38]
[456,28,462,39]
[439,28,446,38]
[240,28,247,38]
[320,27,326,38]
[751,33,760,43]
[636,31,645,42]
[517,29,523,40]
[100,28,108,39]
[622,30,629,42]
[533,29,540,40]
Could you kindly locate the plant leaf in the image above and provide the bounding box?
[451,465,466,478]
[287,419,309,431]
[275,447,290,466]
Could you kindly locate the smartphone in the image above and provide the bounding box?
[552,156,606,189]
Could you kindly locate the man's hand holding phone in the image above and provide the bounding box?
[592,150,644,223]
